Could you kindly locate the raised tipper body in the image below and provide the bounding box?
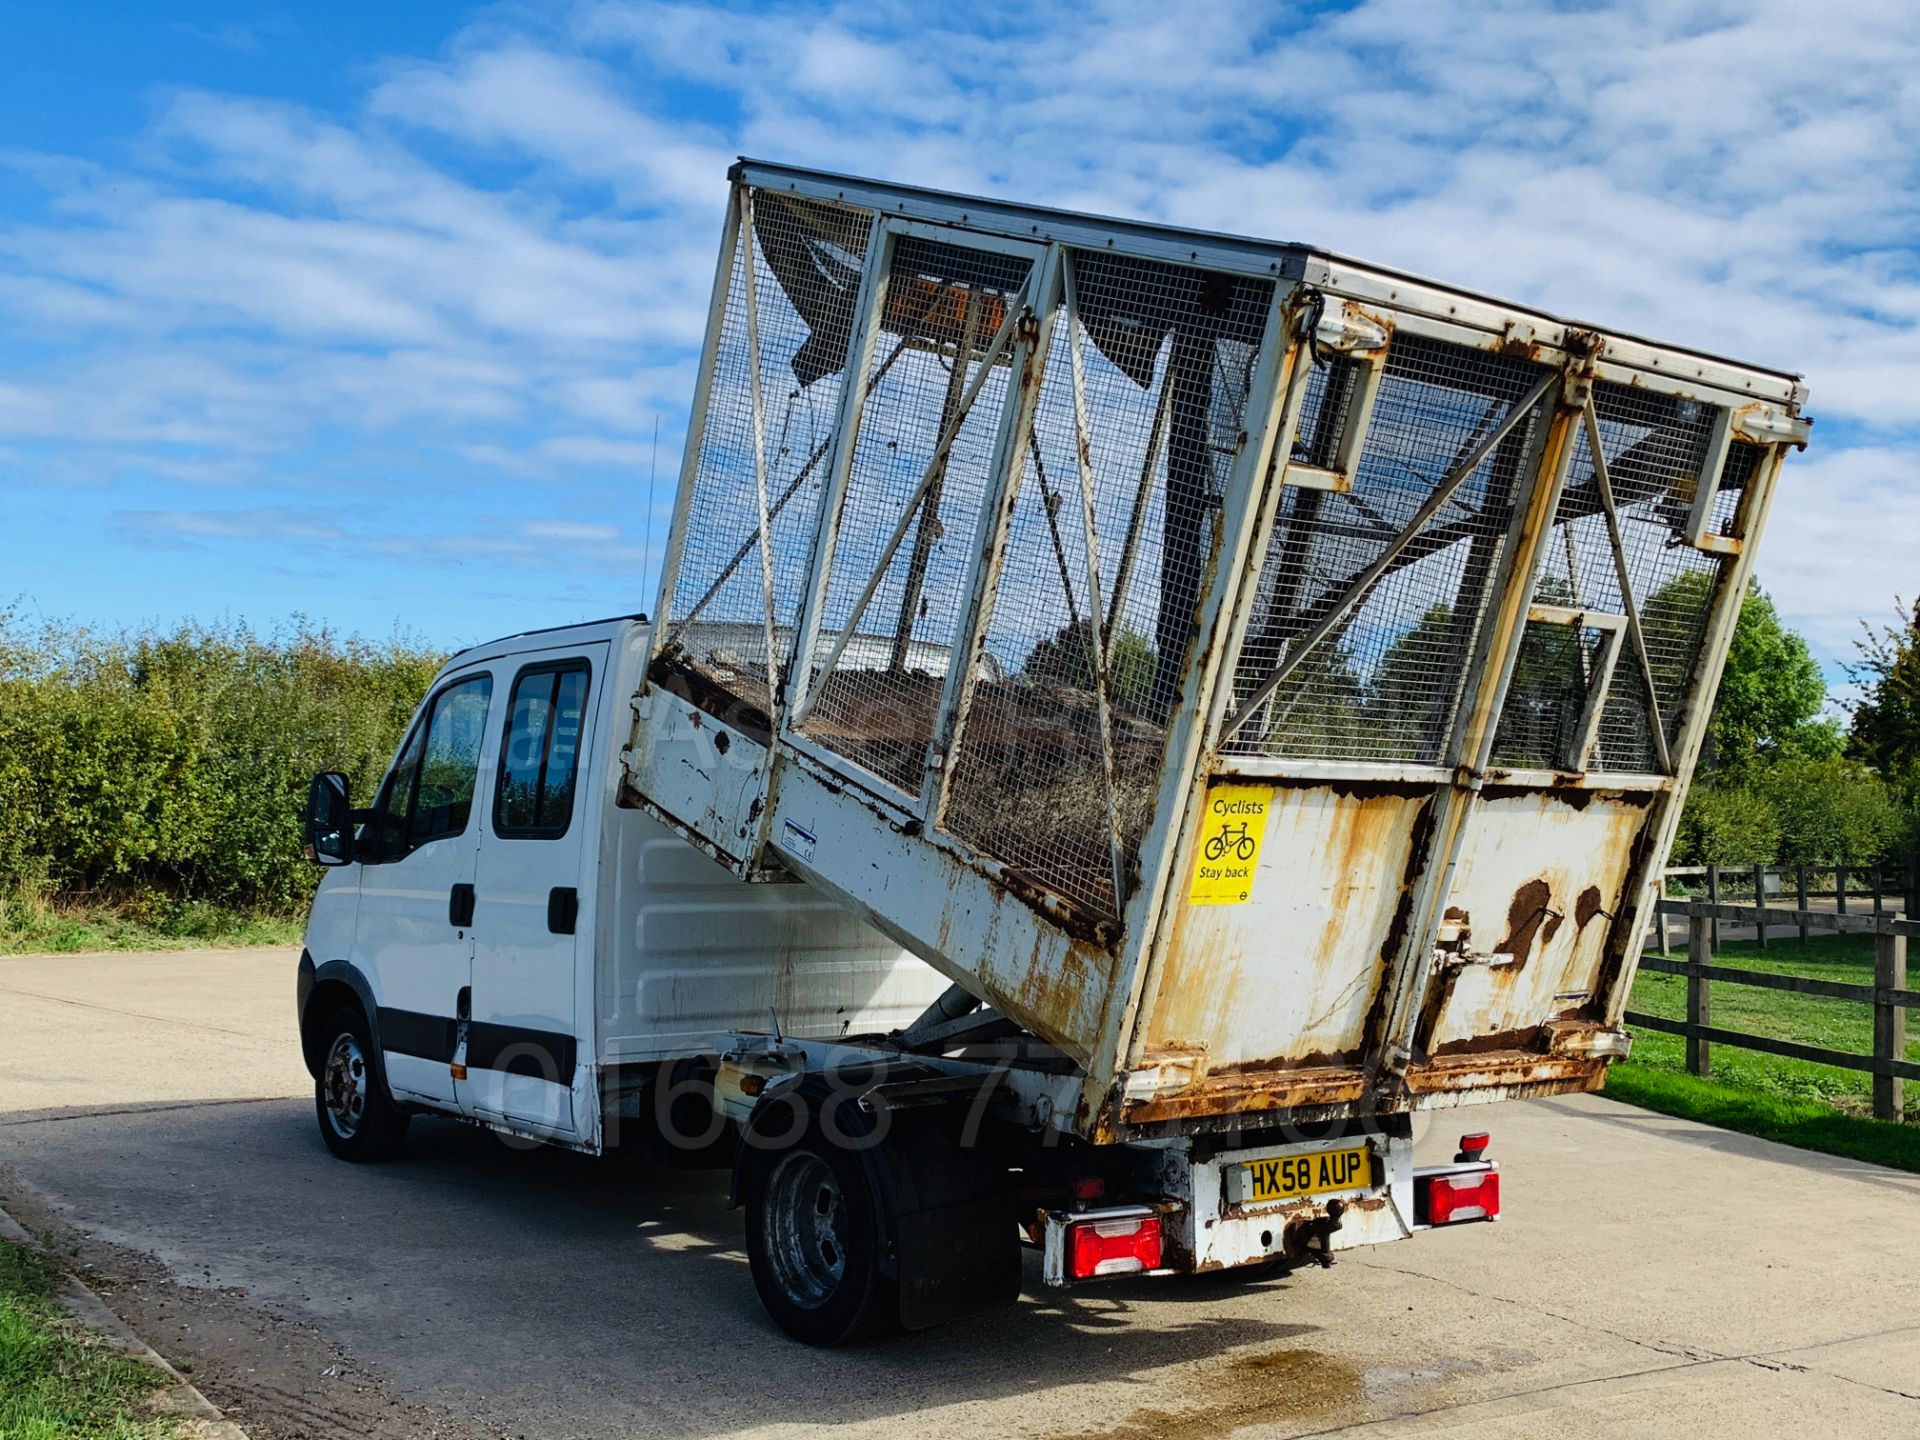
[623,159,1811,1143]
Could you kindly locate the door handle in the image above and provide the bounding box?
[547,886,578,936]
[449,882,475,928]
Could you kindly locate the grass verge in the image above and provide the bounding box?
[1626,934,1917,1120]
[1602,1062,1920,1174]
[1614,932,1920,1173]
[0,884,301,956]
[0,1240,179,1439]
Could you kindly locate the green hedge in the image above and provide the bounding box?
[0,617,442,911]
[1674,757,1913,867]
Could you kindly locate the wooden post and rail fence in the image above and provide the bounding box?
[1627,857,1918,1122]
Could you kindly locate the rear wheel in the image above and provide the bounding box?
[314,1006,410,1162]
[745,1130,896,1346]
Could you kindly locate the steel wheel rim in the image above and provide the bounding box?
[764,1151,847,1308]
[323,1033,369,1139]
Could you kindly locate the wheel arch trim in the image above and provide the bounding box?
[298,952,386,1080]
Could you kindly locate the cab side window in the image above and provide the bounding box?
[369,673,493,860]
[410,676,494,845]
[495,662,590,838]
[372,722,426,859]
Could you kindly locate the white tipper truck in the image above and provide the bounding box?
[296,159,1810,1344]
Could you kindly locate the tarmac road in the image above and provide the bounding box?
[2,946,1918,1439]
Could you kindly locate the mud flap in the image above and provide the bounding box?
[895,1189,1021,1330]
[866,1121,1019,1331]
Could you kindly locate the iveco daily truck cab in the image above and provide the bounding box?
[298,159,1808,1345]
[296,615,949,1158]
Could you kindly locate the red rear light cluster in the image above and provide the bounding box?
[1423,1169,1499,1225]
[1067,1215,1162,1278]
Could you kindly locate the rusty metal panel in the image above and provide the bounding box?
[1416,787,1652,1054]
[1136,781,1430,1073]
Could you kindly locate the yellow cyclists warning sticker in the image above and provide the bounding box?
[1188,784,1273,905]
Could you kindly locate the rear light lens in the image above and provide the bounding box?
[1423,1170,1500,1225]
[1455,1131,1490,1162]
[1067,1216,1162,1278]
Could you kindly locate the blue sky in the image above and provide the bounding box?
[2,1,1915,691]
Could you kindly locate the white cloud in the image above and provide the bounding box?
[1757,443,1920,662]
[3,0,1913,673]
[527,518,621,542]
[122,506,350,544]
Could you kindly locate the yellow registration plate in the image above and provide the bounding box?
[1234,1144,1373,1207]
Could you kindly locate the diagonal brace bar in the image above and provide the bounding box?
[678,282,959,630]
[1581,399,1674,773]
[1063,253,1128,905]
[737,189,785,723]
[792,277,1032,725]
[1220,369,1558,743]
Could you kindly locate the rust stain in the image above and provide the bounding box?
[1498,878,1554,965]
[1357,794,1436,1051]
[1588,810,1662,1014]
[1121,1045,1611,1126]
[1479,781,1657,811]
[1575,884,1604,928]
[647,650,774,745]
[1123,1064,1371,1124]
[1267,774,1434,801]
[1148,784,1426,1073]
[1403,1051,1605,1095]
[1432,1025,1546,1057]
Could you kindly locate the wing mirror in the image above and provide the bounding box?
[302,771,356,866]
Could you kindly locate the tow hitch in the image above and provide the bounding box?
[1286,1197,1347,1268]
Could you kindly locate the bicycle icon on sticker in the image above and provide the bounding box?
[1203,822,1258,863]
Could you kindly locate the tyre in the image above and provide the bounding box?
[313,1005,410,1162]
[744,1125,897,1346]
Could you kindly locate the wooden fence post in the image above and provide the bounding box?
[1797,864,1810,945]
[1837,866,1848,915]
[1754,863,1768,949]
[1655,875,1670,956]
[1708,864,1721,948]
[1873,931,1908,1122]
[1906,851,1919,922]
[1871,865,1884,917]
[1688,913,1712,1078]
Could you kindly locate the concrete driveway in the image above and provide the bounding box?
[2,947,1917,1439]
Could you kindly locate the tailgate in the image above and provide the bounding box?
[1117,346,1774,1129]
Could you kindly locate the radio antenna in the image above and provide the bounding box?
[643,414,660,608]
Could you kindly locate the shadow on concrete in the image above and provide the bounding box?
[0,1097,1325,1439]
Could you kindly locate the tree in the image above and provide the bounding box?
[1673,781,1780,865]
[1646,574,1839,776]
[1022,621,1158,715]
[1750,756,1904,865]
[1847,598,1920,781]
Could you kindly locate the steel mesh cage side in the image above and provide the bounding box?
[662,190,877,710]
[941,252,1273,916]
[1524,381,1734,773]
[796,237,1035,794]
[1488,622,1613,769]
[1226,335,1553,763]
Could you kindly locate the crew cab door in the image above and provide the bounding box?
[462,645,605,1136]
[354,668,495,1108]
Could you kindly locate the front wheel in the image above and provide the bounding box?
[314,1006,410,1162]
[744,1131,896,1346]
